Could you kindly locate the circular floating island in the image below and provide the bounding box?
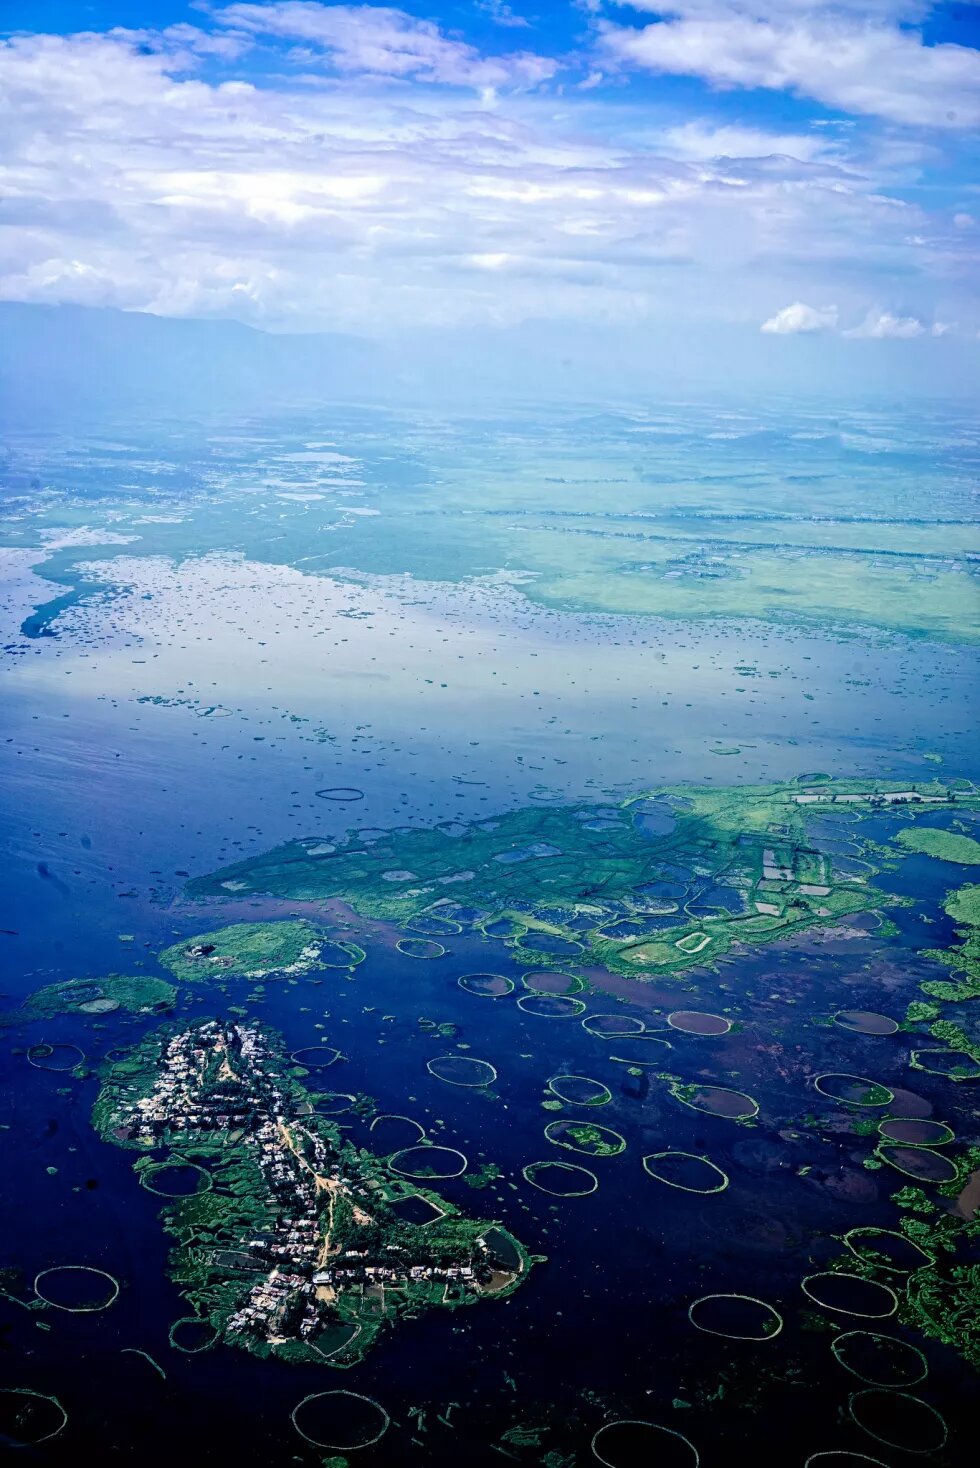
[833,1010,900,1036]
[427,1054,497,1087]
[642,1151,729,1195]
[831,1330,928,1387]
[139,1162,212,1198]
[291,1390,390,1450]
[582,1014,645,1038]
[547,1075,611,1106]
[388,1145,467,1179]
[667,1081,758,1120]
[544,1119,625,1157]
[0,1388,68,1447]
[522,970,586,995]
[592,1419,699,1467]
[877,1117,953,1146]
[396,938,446,960]
[27,1042,85,1073]
[876,1143,958,1183]
[801,1273,897,1319]
[813,1074,893,1107]
[687,1292,783,1341]
[517,994,587,1018]
[522,1160,599,1197]
[34,1265,120,1313]
[458,972,514,997]
[667,1010,731,1036]
[848,1389,946,1455]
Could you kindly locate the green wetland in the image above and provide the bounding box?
[1,399,978,1464]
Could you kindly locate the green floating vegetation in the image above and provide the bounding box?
[159,920,329,982]
[543,1120,625,1157]
[813,1074,893,1108]
[893,827,980,864]
[185,779,977,986]
[92,1020,531,1370]
[3,974,177,1026]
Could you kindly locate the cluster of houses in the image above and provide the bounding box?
[115,1019,488,1350]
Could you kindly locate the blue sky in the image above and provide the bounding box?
[1,1,978,364]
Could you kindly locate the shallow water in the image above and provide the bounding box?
[1,402,978,1464]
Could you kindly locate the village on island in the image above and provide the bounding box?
[96,1019,529,1365]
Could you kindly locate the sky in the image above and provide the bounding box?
[1,1,979,385]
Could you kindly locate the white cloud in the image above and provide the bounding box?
[844,309,925,337]
[656,121,832,162]
[761,301,838,333]
[0,21,974,335]
[598,3,980,129]
[216,3,557,88]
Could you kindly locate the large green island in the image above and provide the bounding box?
[93,1021,530,1366]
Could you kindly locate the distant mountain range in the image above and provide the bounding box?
[1,300,975,425]
[0,302,385,423]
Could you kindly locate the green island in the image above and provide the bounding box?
[1,974,176,1026]
[92,1020,530,1367]
[158,920,333,983]
[187,777,979,981]
[893,828,980,865]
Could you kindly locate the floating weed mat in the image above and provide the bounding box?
[427,1054,498,1087]
[408,914,462,937]
[290,1390,390,1450]
[544,1120,626,1157]
[876,1144,959,1183]
[27,1042,85,1072]
[667,1010,731,1036]
[666,1080,759,1120]
[33,1265,120,1313]
[547,1075,611,1106]
[522,1160,599,1197]
[831,1331,928,1387]
[801,1273,898,1319]
[0,1388,68,1447]
[316,940,366,968]
[396,938,446,960]
[813,1074,894,1107]
[804,1454,891,1466]
[387,1145,467,1178]
[289,1046,343,1070]
[313,1091,358,1115]
[687,1293,783,1341]
[169,1316,220,1353]
[517,994,587,1018]
[582,1014,645,1038]
[369,1113,426,1145]
[139,1162,212,1198]
[458,972,514,997]
[910,1047,980,1081]
[832,1010,899,1036]
[591,1419,699,1467]
[522,970,586,995]
[877,1117,954,1146]
[843,1228,933,1273]
[608,1036,672,1066]
[642,1151,729,1194]
[848,1389,947,1455]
